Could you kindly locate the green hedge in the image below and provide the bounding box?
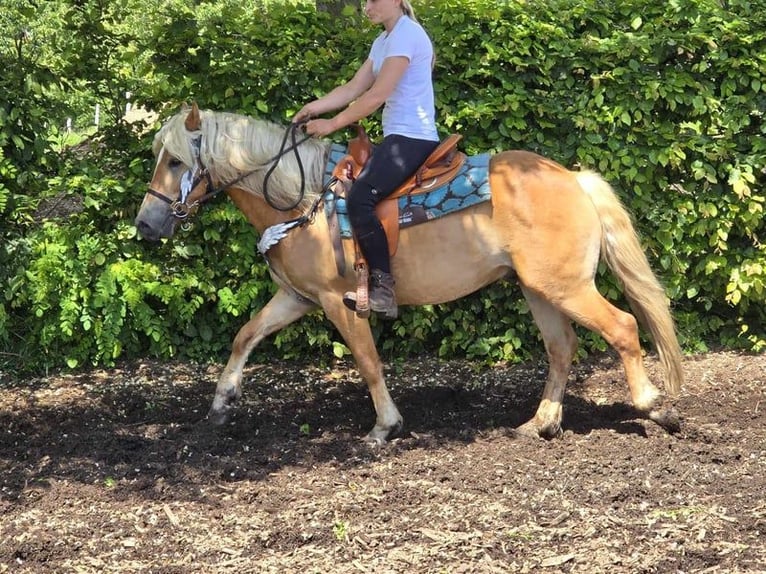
[1,0,764,373]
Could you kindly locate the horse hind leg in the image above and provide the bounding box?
[516,287,579,439]
[208,288,315,425]
[556,285,680,433]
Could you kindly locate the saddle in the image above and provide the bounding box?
[328,126,466,318]
[330,125,466,258]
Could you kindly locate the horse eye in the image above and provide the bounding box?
[168,157,183,169]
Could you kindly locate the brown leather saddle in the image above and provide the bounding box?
[327,126,466,317]
[330,125,466,259]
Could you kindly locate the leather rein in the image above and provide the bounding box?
[147,120,314,220]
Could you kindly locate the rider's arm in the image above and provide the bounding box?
[330,56,408,129]
[302,56,409,137]
[294,59,376,121]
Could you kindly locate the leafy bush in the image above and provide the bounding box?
[1,0,764,374]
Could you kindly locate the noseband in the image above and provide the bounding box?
[147,121,312,220]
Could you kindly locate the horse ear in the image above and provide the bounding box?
[184,102,201,131]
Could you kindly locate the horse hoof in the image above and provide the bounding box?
[364,418,403,445]
[514,421,543,440]
[515,418,561,440]
[363,434,386,447]
[207,407,231,426]
[648,407,681,434]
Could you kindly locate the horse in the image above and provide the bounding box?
[135,103,684,443]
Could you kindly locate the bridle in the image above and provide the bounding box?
[147,120,313,220]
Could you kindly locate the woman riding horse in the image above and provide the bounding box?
[294,0,439,319]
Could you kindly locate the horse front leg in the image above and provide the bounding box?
[321,294,403,444]
[208,288,315,425]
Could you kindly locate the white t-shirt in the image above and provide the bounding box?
[369,16,439,141]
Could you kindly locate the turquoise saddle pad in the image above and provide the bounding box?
[322,143,492,238]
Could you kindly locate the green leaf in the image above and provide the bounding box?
[332,341,348,358]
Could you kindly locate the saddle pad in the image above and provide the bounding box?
[323,144,491,238]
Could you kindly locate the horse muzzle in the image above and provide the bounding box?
[135,203,178,241]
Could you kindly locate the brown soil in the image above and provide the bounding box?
[1,350,764,573]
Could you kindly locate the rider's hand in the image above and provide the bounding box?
[304,117,339,138]
[293,102,321,124]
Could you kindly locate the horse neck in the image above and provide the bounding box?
[226,187,303,234]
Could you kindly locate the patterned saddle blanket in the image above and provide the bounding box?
[322,143,492,239]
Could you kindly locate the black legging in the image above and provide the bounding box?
[347,134,439,273]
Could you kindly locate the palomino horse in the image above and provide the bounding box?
[135,104,683,443]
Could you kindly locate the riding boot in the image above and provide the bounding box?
[343,269,398,320]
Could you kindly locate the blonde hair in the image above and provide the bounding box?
[401,0,417,21]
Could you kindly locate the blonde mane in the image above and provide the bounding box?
[153,109,331,211]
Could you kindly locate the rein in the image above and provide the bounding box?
[148,120,312,219]
[262,121,312,211]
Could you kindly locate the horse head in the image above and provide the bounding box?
[135,102,213,241]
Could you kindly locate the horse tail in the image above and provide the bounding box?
[576,171,683,396]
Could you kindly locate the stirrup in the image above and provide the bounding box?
[343,291,370,318]
[345,263,370,318]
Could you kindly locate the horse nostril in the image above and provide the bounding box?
[135,218,158,241]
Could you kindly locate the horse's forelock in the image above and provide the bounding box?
[151,128,165,157]
[152,112,197,166]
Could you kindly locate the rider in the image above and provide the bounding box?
[293,0,439,319]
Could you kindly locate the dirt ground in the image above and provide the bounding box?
[1,349,764,573]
